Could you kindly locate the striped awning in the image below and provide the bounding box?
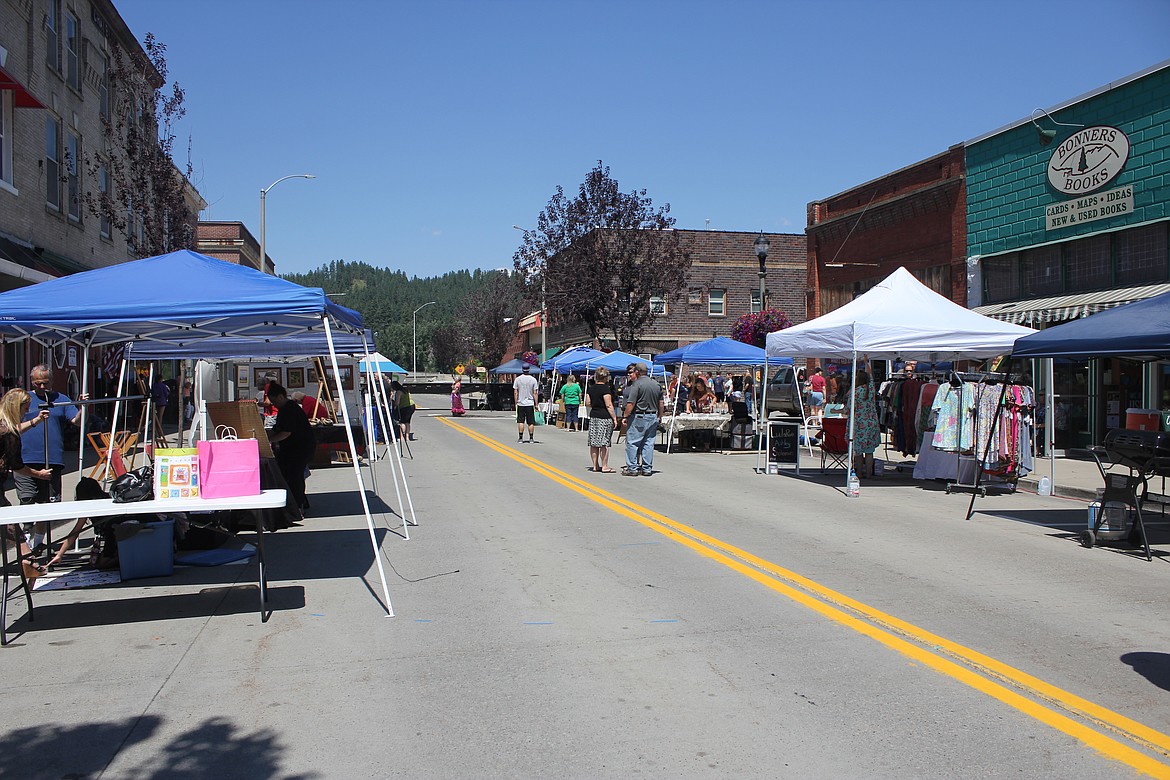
[973,282,1170,325]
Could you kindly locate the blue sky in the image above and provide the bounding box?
[112,0,1169,279]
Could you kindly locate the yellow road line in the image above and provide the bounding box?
[439,417,1170,777]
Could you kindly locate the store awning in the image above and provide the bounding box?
[0,64,47,109]
[972,282,1170,325]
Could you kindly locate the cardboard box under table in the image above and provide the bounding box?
[0,489,288,645]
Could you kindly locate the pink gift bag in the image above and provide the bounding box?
[197,438,261,498]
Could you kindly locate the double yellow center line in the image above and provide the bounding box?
[439,417,1170,776]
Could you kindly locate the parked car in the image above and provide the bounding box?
[763,364,804,417]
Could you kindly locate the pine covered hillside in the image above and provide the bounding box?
[282,260,503,372]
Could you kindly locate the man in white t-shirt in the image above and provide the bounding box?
[513,363,541,443]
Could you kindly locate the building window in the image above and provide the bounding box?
[1021,245,1062,297]
[98,165,111,237]
[0,92,12,188]
[983,254,1020,304]
[65,12,81,91]
[45,116,61,211]
[616,288,630,313]
[45,0,61,72]
[1064,234,1110,292]
[99,55,110,119]
[751,290,762,313]
[1115,224,1168,286]
[650,290,666,315]
[66,132,81,221]
[708,289,726,316]
[687,287,702,305]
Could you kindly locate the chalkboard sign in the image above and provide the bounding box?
[769,421,800,467]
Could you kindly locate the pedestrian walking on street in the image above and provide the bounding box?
[621,362,664,476]
[513,363,540,443]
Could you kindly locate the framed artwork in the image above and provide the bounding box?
[287,367,305,389]
[308,368,318,384]
[236,366,249,391]
[323,365,354,391]
[253,367,282,390]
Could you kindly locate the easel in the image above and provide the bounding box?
[134,372,168,451]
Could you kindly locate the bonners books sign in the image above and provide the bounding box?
[1046,125,1129,195]
[1045,185,1133,230]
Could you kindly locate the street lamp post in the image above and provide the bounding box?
[754,232,770,312]
[259,174,315,273]
[413,301,437,378]
[513,225,547,361]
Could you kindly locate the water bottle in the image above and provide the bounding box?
[847,470,860,498]
[1038,476,1051,496]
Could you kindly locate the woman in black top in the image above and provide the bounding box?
[266,382,317,514]
[586,367,618,473]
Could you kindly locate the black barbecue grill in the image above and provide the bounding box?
[1075,429,1158,560]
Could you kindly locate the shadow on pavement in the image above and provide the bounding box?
[1120,651,1170,693]
[0,714,320,780]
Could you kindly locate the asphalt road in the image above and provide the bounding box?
[4,404,1170,779]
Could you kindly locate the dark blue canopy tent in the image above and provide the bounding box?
[1012,290,1170,359]
[0,250,397,614]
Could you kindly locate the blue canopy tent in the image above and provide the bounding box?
[358,352,408,374]
[1012,289,1170,359]
[651,337,793,454]
[0,249,397,616]
[653,337,783,367]
[491,358,544,375]
[541,346,606,374]
[569,350,667,377]
[126,329,373,360]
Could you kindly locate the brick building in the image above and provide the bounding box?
[196,221,270,273]
[806,147,967,319]
[510,228,806,360]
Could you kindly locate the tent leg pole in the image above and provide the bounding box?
[325,319,394,617]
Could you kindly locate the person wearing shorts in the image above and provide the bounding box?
[513,364,540,443]
[808,366,826,421]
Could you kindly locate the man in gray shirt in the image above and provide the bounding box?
[620,362,664,476]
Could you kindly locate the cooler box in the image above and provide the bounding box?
[1125,408,1160,431]
[116,518,175,580]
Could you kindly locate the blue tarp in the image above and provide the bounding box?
[0,249,363,347]
[653,337,787,367]
[491,358,544,374]
[1012,291,1170,359]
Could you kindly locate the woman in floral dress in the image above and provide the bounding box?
[851,366,881,477]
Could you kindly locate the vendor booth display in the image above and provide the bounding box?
[0,250,400,631]
[765,267,1035,491]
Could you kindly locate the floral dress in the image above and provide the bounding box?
[851,377,881,455]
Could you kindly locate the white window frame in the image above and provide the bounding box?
[45,116,61,211]
[0,91,13,190]
[66,130,81,221]
[650,290,666,315]
[45,0,61,72]
[751,290,762,313]
[708,289,726,316]
[687,287,702,305]
[65,11,81,91]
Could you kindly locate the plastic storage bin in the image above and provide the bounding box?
[116,518,175,580]
[1125,408,1160,431]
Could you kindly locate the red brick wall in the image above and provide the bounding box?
[807,146,967,317]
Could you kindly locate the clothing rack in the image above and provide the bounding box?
[949,368,1028,504]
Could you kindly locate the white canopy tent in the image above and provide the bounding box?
[765,267,1035,487]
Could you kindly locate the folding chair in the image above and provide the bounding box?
[801,415,820,457]
[818,416,851,472]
